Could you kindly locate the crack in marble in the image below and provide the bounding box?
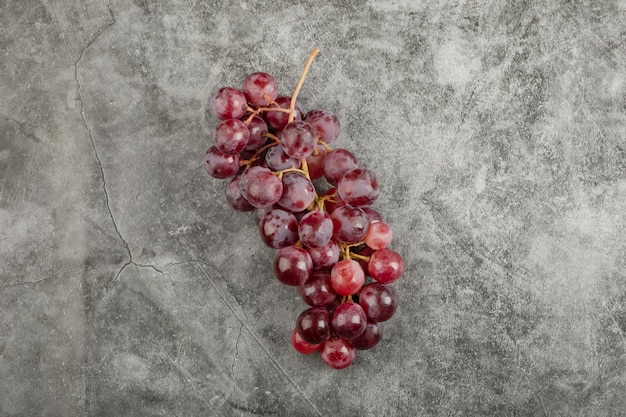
[71,6,166,289]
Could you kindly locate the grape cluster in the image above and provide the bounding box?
[204,49,404,369]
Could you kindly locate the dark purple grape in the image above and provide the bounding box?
[273,245,312,286]
[350,322,382,350]
[304,109,340,144]
[204,146,240,179]
[243,72,279,107]
[225,175,253,211]
[298,210,333,248]
[322,148,358,186]
[331,302,367,340]
[239,166,283,208]
[277,172,315,213]
[296,306,331,344]
[330,205,369,244]
[244,115,268,150]
[280,120,318,159]
[214,118,249,154]
[265,96,304,131]
[307,239,340,269]
[359,283,398,322]
[265,144,301,171]
[258,209,298,248]
[298,271,336,306]
[210,87,247,120]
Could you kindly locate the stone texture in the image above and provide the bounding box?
[1,0,626,416]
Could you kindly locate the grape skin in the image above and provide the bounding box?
[204,146,240,179]
[243,72,279,107]
[258,208,299,249]
[210,87,247,120]
[239,166,284,208]
[321,337,355,370]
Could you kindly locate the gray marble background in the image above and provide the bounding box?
[2,0,626,416]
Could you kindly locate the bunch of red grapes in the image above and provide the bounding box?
[204,49,404,369]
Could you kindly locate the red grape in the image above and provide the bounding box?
[210,87,247,120]
[337,168,379,206]
[277,172,315,213]
[239,166,283,208]
[296,306,331,344]
[365,221,393,250]
[350,322,382,350]
[322,148,358,186]
[298,210,333,248]
[290,328,321,354]
[265,96,303,131]
[330,259,365,296]
[368,248,405,284]
[244,115,268,150]
[307,239,341,269]
[359,282,398,322]
[321,337,355,369]
[330,205,369,244]
[265,144,301,171]
[225,175,254,212]
[214,118,249,154]
[273,245,312,286]
[258,208,299,249]
[243,72,279,107]
[304,109,340,144]
[331,302,367,340]
[204,146,240,179]
[298,271,337,307]
[280,120,318,159]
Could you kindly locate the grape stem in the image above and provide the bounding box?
[318,139,332,153]
[288,48,320,124]
[273,166,309,179]
[239,134,281,168]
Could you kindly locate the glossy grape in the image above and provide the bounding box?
[214,118,249,154]
[265,144,301,171]
[365,221,393,250]
[210,87,247,120]
[239,166,283,208]
[321,337,355,369]
[330,205,369,244]
[331,302,367,340]
[273,245,312,286]
[304,109,340,144]
[368,248,405,284]
[204,146,240,179]
[322,148,358,186]
[244,115,268,150]
[296,307,331,344]
[331,259,365,296]
[298,210,333,248]
[359,282,398,322]
[307,239,340,269]
[280,120,318,159]
[337,168,379,206]
[258,208,298,248]
[362,206,386,224]
[277,172,316,213]
[350,322,382,350]
[298,271,336,307]
[225,175,254,212]
[290,328,321,354]
[243,72,279,107]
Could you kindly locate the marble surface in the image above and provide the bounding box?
[2,1,626,416]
